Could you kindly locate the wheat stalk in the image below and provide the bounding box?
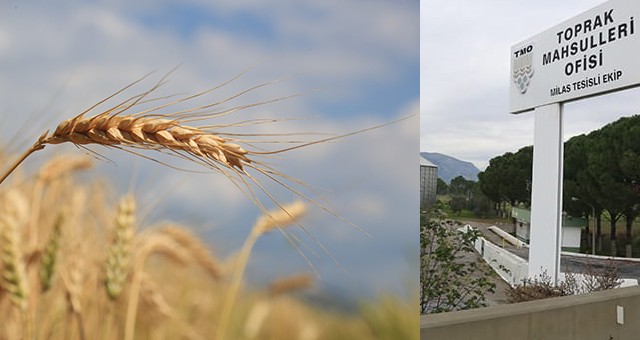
[243,300,271,339]
[30,156,92,249]
[243,272,313,338]
[60,254,87,340]
[138,272,173,320]
[124,230,190,340]
[123,226,223,340]
[216,201,307,340]
[134,232,191,268]
[157,225,223,279]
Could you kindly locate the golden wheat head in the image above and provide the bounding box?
[105,195,136,300]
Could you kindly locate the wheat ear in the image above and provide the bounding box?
[103,195,136,340]
[0,73,256,186]
[105,195,136,300]
[0,76,328,264]
[0,216,29,310]
[242,272,314,338]
[124,230,192,340]
[157,225,223,279]
[60,254,86,340]
[216,201,306,340]
[29,156,92,249]
[0,216,32,339]
[40,213,63,292]
[268,272,314,296]
[243,300,271,339]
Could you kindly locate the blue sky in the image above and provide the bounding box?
[0,1,418,306]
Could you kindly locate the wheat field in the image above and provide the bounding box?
[0,75,417,339]
[0,153,417,340]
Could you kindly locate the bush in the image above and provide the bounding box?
[506,261,622,303]
[420,209,495,314]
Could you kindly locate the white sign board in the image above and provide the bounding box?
[510,0,640,113]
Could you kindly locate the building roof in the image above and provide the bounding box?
[420,156,437,168]
[512,206,587,227]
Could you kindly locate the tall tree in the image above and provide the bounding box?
[479,146,532,216]
[449,176,475,198]
[436,178,448,195]
[564,133,603,251]
[585,117,640,256]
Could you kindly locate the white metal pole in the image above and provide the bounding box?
[528,103,564,284]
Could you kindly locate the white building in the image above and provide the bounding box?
[511,207,586,252]
[420,156,438,209]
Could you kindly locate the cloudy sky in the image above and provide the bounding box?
[0,1,418,305]
[421,0,640,170]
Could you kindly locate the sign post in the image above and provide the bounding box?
[529,103,564,281]
[510,0,640,283]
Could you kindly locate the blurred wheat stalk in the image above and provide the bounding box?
[0,71,417,339]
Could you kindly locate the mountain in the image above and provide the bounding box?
[420,152,480,183]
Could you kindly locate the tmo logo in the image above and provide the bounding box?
[513,44,534,94]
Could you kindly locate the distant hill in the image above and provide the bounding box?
[421,152,480,183]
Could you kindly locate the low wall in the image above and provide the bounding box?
[421,285,640,340]
[489,226,528,248]
[464,225,528,286]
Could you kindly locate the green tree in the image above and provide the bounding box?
[478,169,502,215]
[449,195,467,214]
[478,146,532,216]
[562,116,640,256]
[585,118,640,256]
[478,115,640,256]
[479,155,511,217]
[470,188,494,218]
[564,133,603,252]
[420,209,496,314]
[436,178,448,195]
[611,117,640,256]
[449,176,475,198]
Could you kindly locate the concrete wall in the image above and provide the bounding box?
[421,286,640,340]
[488,226,527,248]
[472,231,528,286]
